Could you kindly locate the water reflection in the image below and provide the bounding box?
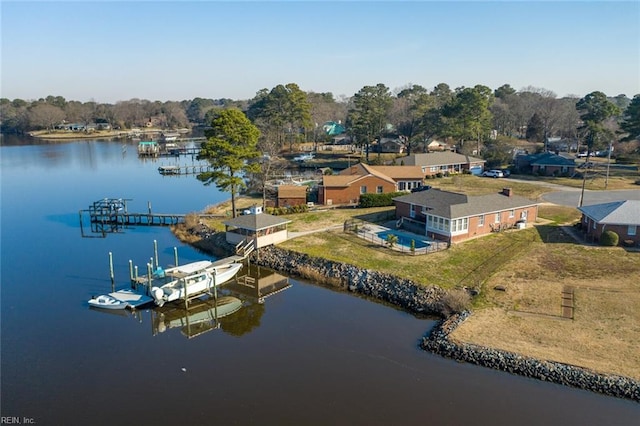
[152,295,243,339]
[87,263,290,340]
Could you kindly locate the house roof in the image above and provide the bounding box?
[577,200,640,226]
[321,174,363,188]
[369,165,424,180]
[395,152,485,167]
[393,188,537,219]
[223,213,291,231]
[278,185,307,198]
[323,163,423,188]
[525,152,576,166]
[338,163,397,184]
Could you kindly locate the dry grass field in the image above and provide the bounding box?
[452,242,640,380]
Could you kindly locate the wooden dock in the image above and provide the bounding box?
[79,198,224,236]
[158,164,212,175]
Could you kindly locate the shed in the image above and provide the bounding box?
[277,185,307,207]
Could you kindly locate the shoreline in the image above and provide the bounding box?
[187,229,640,402]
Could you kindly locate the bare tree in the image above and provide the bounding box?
[29,104,65,131]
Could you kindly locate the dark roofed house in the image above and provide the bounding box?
[393,188,538,243]
[223,207,291,249]
[515,152,576,176]
[577,200,640,246]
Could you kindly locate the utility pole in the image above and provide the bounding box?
[605,141,612,189]
[578,151,590,208]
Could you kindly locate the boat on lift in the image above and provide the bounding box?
[150,261,243,307]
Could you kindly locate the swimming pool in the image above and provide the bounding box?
[376,229,431,249]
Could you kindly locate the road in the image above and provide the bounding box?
[504,178,640,207]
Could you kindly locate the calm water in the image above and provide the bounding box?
[1,136,638,425]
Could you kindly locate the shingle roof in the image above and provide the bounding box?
[278,185,307,198]
[369,165,424,179]
[527,152,576,166]
[578,200,640,226]
[393,188,537,219]
[321,174,362,187]
[223,213,291,231]
[395,152,485,167]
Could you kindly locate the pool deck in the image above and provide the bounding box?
[356,222,447,254]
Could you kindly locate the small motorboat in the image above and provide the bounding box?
[88,294,130,310]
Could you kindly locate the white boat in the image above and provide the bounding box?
[88,294,130,310]
[150,261,243,307]
[293,153,315,162]
[158,165,180,174]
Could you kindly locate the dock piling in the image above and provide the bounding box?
[109,252,115,292]
[147,263,153,296]
[154,240,159,269]
[174,247,178,267]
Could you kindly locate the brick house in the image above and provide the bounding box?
[395,152,486,176]
[577,200,640,245]
[392,188,539,243]
[515,152,576,176]
[318,163,423,205]
[277,185,307,207]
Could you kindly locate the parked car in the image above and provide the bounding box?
[481,170,504,178]
[499,169,511,177]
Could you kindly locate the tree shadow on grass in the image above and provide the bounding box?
[535,224,582,244]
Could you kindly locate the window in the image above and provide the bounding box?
[495,213,500,223]
[478,215,484,226]
[628,225,637,236]
[430,166,438,173]
[360,186,367,194]
[593,219,596,230]
[409,204,415,218]
[509,209,515,218]
[377,186,383,194]
[398,182,406,191]
[521,210,528,220]
[451,218,469,233]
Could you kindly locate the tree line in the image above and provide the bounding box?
[1,84,639,162]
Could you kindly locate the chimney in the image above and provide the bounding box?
[502,188,513,197]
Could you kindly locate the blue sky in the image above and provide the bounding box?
[1,1,638,103]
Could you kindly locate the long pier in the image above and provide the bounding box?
[79,198,224,237]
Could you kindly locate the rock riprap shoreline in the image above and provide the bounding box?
[423,312,640,402]
[191,230,640,402]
